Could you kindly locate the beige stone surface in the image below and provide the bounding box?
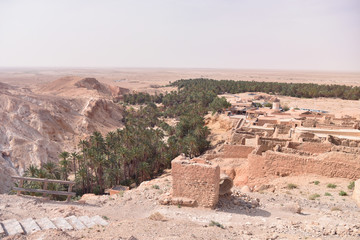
[171,156,220,208]
[353,179,360,208]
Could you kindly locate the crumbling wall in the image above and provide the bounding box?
[327,135,360,147]
[257,136,290,148]
[248,151,360,181]
[172,156,220,208]
[288,142,332,154]
[257,119,278,126]
[221,145,255,158]
[332,146,360,155]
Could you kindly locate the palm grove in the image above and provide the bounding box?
[24,78,359,197]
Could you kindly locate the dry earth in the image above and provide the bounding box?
[0,68,359,91]
[0,172,359,240]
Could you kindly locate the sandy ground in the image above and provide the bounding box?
[1,172,359,240]
[224,92,360,118]
[1,68,359,117]
[0,68,359,92]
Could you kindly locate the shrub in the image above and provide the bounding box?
[327,184,337,189]
[287,183,298,190]
[348,181,355,190]
[152,185,160,190]
[149,212,165,221]
[314,181,320,185]
[102,216,109,220]
[324,192,332,196]
[339,191,348,196]
[309,193,320,200]
[282,105,290,111]
[209,220,225,229]
[330,207,342,211]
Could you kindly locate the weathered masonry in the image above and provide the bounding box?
[171,156,220,208]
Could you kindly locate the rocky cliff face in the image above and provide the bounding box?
[0,77,128,193]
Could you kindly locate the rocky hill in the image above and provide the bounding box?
[37,76,129,101]
[0,77,129,193]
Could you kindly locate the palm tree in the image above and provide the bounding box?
[42,162,60,179]
[24,164,39,177]
[71,152,78,179]
[59,151,70,180]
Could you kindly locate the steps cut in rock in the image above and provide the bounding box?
[65,216,86,230]
[91,215,109,226]
[0,223,5,237]
[1,219,24,236]
[19,218,41,234]
[78,215,96,228]
[35,217,57,230]
[51,217,73,231]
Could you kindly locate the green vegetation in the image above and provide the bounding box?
[314,181,320,185]
[330,207,342,211]
[324,192,332,196]
[264,103,273,108]
[152,185,160,190]
[348,181,355,190]
[209,220,225,229]
[282,105,290,111]
[309,193,321,200]
[287,183,298,189]
[171,78,360,100]
[339,191,348,196]
[327,184,337,189]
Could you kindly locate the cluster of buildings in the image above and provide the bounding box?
[164,93,360,208]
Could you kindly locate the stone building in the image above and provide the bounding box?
[171,156,220,208]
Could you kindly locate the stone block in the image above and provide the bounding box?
[0,223,5,237]
[91,215,109,226]
[2,219,24,236]
[78,216,96,228]
[51,217,73,231]
[19,218,41,234]
[65,216,86,230]
[36,217,57,230]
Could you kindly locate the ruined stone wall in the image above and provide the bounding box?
[257,137,290,148]
[332,146,360,155]
[248,151,360,181]
[171,157,220,208]
[288,142,332,154]
[274,124,291,134]
[221,145,255,158]
[327,135,360,147]
[257,119,278,126]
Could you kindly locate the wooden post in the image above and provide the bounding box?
[17,179,24,196]
[43,180,48,197]
[67,183,73,202]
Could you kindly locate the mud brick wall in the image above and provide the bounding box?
[288,142,332,154]
[221,145,255,158]
[172,157,220,208]
[248,151,360,181]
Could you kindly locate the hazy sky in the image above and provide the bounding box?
[0,0,359,71]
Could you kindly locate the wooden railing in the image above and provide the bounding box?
[12,176,76,202]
